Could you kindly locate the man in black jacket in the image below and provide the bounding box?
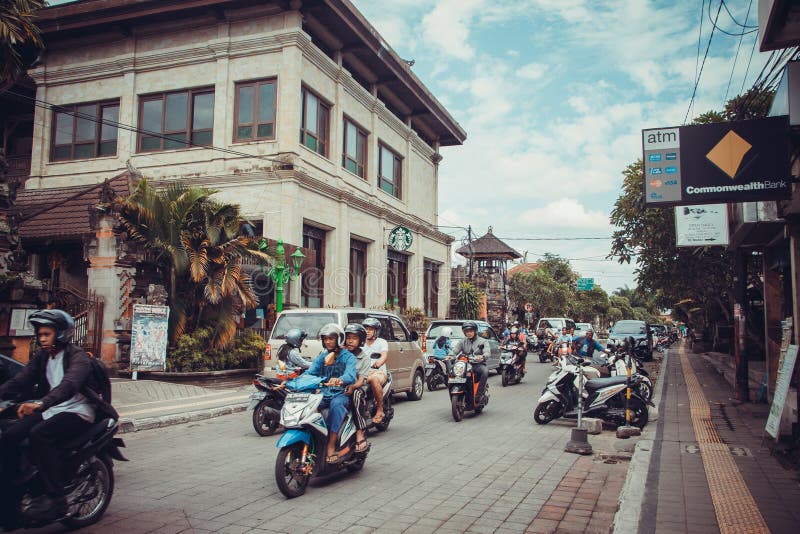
[0,309,113,520]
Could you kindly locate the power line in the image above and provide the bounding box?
[499,236,612,241]
[707,0,758,37]
[723,0,753,105]
[721,0,757,28]
[685,0,723,124]
[691,0,706,121]
[739,26,759,94]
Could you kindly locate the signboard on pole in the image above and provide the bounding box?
[765,344,798,440]
[675,204,729,247]
[643,116,791,206]
[576,278,594,291]
[388,226,413,251]
[130,304,170,371]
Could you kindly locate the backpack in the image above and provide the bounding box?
[86,357,112,403]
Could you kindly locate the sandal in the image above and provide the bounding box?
[355,439,370,453]
[372,413,385,424]
[326,447,351,465]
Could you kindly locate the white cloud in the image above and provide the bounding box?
[519,199,609,231]
[421,0,484,61]
[516,62,548,81]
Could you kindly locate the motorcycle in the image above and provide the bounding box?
[498,341,525,387]
[424,355,448,391]
[274,376,367,498]
[533,358,653,428]
[361,371,394,432]
[447,354,490,422]
[0,401,127,531]
[538,335,554,363]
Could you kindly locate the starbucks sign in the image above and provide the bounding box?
[388,226,413,251]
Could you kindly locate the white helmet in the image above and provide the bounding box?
[318,323,345,346]
[442,327,453,337]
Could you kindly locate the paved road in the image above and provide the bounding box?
[34,362,587,534]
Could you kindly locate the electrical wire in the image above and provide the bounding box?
[723,0,752,105]
[691,0,706,122]
[721,0,757,28]
[739,27,759,94]
[685,0,723,124]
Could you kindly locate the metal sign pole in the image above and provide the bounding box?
[565,360,592,455]
[617,350,641,438]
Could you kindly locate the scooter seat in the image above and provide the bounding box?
[584,376,628,391]
[59,418,114,450]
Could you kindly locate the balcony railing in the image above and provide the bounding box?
[5,155,30,179]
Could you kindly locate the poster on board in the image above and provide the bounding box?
[675,204,729,247]
[130,304,170,371]
[765,345,798,440]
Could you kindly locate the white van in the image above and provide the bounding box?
[264,308,426,400]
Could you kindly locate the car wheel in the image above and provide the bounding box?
[406,370,424,401]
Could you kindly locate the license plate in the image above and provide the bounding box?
[448,377,466,384]
[425,364,436,369]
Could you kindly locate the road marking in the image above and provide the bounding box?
[680,351,770,534]
[119,394,250,417]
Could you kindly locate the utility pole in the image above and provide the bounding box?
[467,225,473,280]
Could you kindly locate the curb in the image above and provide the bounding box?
[612,347,671,534]
[118,402,249,433]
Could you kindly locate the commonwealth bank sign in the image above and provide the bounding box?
[642,116,791,206]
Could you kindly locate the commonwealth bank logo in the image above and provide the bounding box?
[706,130,752,180]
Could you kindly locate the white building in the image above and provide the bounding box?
[21,0,464,353]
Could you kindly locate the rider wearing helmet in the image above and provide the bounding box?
[448,321,490,405]
[343,324,371,454]
[361,317,389,424]
[505,326,528,374]
[305,323,357,464]
[0,309,107,521]
[278,328,311,371]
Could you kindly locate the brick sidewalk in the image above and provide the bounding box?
[527,455,627,533]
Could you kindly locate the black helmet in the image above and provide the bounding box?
[285,328,307,348]
[344,324,367,347]
[461,321,477,333]
[362,317,382,332]
[318,323,345,346]
[29,309,74,344]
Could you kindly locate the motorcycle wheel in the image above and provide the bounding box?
[275,443,311,499]
[533,400,562,425]
[427,372,445,392]
[61,456,114,529]
[501,369,510,387]
[407,370,425,401]
[252,400,281,436]
[628,397,649,429]
[539,351,547,363]
[638,379,653,402]
[451,395,464,422]
[375,396,392,432]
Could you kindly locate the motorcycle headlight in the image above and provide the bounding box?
[453,361,467,378]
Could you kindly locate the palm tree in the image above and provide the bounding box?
[0,0,45,87]
[115,178,272,348]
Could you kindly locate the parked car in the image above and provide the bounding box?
[264,308,426,400]
[0,353,24,386]
[534,317,576,339]
[424,320,502,374]
[574,323,593,337]
[608,320,653,361]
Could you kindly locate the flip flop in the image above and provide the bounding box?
[372,413,385,424]
[326,447,351,465]
[355,439,370,453]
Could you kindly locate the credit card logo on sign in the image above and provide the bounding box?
[648,154,662,162]
[665,153,677,160]
[649,167,662,175]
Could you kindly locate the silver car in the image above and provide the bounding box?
[424,320,502,374]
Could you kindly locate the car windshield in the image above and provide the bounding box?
[612,322,646,335]
[271,313,337,339]
[539,319,564,330]
[427,323,466,340]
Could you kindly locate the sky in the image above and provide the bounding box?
[45,0,769,293]
[348,0,768,293]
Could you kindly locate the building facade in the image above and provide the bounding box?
[6,0,465,361]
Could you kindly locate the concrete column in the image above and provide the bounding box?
[86,214,131,366]
[763,248,783,400]
[277,32,303,156]
[331,201,350,307]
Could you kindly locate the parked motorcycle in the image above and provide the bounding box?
[447,355,490,422]
[498,341,525,387]
[0,401,127,531]
[274,377,367,498]
[533,358,652,428]
[425,355,448,391]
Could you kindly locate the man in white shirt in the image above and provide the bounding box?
[361,317,389,424]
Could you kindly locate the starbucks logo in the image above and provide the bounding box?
[388,226,413,251]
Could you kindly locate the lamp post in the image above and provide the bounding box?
[267,239,305,313]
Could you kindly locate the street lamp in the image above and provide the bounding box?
[267,239,305,313]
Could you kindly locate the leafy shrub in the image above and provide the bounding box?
[167,328,266,372]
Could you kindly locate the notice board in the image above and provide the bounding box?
[765,344,798,440]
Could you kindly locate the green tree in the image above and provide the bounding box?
[115,179,272,348]
[0,0,45,86]
[454,282,482,320]
[509,268,572,318]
